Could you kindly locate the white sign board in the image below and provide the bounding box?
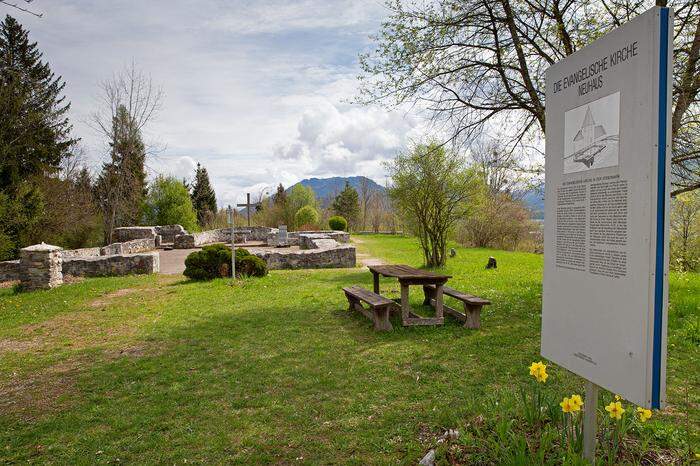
[542,7,672,409]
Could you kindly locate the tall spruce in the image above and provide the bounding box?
[0,15,77,258]
[94,104,148,242]
[332,182,360,230]
[190,163,217,227]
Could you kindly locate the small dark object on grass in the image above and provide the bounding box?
[486,257,497,269]
[449,248,456,258]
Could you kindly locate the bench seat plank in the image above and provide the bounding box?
[343,285,394,307]
[343,285,394,331]
[424,284,491,305]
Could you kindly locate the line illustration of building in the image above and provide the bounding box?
[564,105,619,169]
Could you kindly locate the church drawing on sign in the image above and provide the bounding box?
[563,92,620,174]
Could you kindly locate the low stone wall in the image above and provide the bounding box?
[155,225,186,243]
[113,226,157,242]
[0,260,20,281]
[61,247,101,258]
[174,227,274,248]
[99,237,156,256]
[63,252,159,277]
[254,245,355,270]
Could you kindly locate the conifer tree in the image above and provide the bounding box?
[190,163,217,227]
[94,104,148,242]
[0,15,77,258]
[332,182,360,230]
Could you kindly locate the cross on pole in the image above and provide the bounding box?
[236,193,261,227]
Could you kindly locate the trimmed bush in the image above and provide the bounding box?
[184,245,267,280]
[295,205,319,229]
[184,244,231,280]
[328,215,348,231]
[238,255,268,277]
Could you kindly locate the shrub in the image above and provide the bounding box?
[328,215,347,231]
[183,245,267,280]
[238,255,268,277]
[184,244,231,280]
[295,205,319,229]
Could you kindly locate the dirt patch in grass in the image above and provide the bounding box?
[88,287,139,308]
[0,280,19,289]
[0,356,87,421]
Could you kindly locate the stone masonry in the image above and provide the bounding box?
[63,252,159,277]
[19,243,63,291]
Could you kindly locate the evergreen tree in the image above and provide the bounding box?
[332,182,360,230]
[0,15,77,258]
[272,183,287,206]
[94,104,148,242]
[190,163,217,227]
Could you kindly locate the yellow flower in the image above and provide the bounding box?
[535,370,548,383]
[636,407,652,422]
[560,397,574,413]
[529,361,546,376]
[614,394,621,401]
[528,361,548,383]
[605,401,625,420]
[569,394,583,411]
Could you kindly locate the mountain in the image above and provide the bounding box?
[288,176,385,204]
[520,183,544,219]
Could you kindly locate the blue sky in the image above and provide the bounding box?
[9,0,422,207]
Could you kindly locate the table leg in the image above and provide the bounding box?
[400,283,410,322]
[434,284,444,320]
[373,271,380,294]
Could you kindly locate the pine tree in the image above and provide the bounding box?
[190,163,217,227]
[0,15,77,258]
[94,104,148,242]
[272,183,287,206]
[332,182,360,230]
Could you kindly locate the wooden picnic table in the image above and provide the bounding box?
[367,264,452,326]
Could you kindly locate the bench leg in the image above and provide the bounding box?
[373,306,393,331]
[462,303,482,329]
[422,285,435,306]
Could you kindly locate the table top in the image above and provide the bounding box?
[368,264,452,281]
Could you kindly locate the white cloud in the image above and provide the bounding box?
[12,0,418,208]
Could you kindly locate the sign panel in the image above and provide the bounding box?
[542,7,672,409]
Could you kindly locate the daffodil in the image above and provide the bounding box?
[636,407,652,422]
[529,361,546,376]
[560,397,574,413]
[535,370,548,383]
[528,361,548,383]
[605,401,625,420]
[614,394,621,401]
[569,394,583,412]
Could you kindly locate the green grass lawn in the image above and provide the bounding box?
[0,235,697,464]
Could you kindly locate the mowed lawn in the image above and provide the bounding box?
[0,235,697,464]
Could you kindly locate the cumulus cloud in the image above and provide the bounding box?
[276,101,420,177]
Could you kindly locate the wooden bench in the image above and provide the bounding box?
[343,285,396,331]
[423,284,491,329]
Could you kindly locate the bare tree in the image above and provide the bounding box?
[0,0,43,17]
[91,62,164,154]
[360,0,700,195]
[91,62,164,242]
